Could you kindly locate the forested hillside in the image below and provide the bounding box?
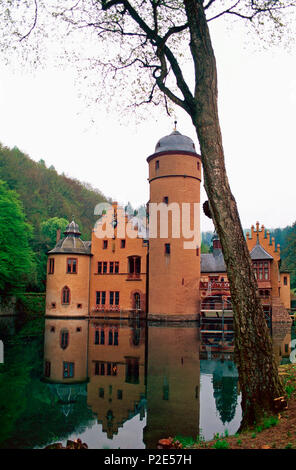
[0,143,109,291]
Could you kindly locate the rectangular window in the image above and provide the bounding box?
[115,262,119,273]
[96,291,100,305]
[110,291,114,305]
[95,330,100,344]
[96,291,106,305]
[117,389,123,400]
[165,243,171,255]
[163,196,168,205]
[155,160,159,170]
[48,258,55,274]
[284,276,288,286]
[108,330,113,345]
[103,261,108,273]
[100,328,105,344]
[103,240,108,249]
[114,330,119,346]
[98,262,102,274]
[197,161,200,170]
[109,262,114,273]
[95,362,117,376]
[63,362,74,379]
[109,291,119,306]
[121,240,126,248]
[67,258,77,274]
[99,387,104,398]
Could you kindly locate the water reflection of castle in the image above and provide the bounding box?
[42,318,292,448]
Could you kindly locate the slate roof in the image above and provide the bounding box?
[201,251,226,273]
[249,243,273,260]
[154,130,197,154]
[201,239,274,273]
[48,220,91,255]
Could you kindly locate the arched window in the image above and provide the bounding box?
[62,286,70,304]
[60,329,69,349]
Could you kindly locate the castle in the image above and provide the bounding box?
[45,130,291,322]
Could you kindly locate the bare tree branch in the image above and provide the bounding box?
[19,0,38,42]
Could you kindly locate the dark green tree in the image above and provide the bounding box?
[0,180,36,293]
[282,222,296,290]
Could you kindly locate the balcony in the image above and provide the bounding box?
[200,281,230,291]
[94,304,120,312]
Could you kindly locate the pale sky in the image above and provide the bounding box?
[0,15,295,232]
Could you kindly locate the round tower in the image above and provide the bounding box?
[147,130,201,320]
[46,220,91,317]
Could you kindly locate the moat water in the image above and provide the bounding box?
[0,315,293,449]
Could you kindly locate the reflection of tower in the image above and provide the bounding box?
[87,319,146,439]
[147,130,201,319]
[144,323,200,448]
[43,318,88,384]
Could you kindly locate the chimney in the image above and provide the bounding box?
[56,228,61,244]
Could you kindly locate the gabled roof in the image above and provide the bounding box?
[250,243,273,260]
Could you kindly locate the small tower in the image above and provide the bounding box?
[147,129,201,320]
[46,219,91,317]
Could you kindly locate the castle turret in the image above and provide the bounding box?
[147,129,201,320]
[46,219,92,317]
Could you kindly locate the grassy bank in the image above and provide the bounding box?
[175,364,296,450]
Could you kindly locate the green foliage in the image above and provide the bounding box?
[213,439,230,449]
[285,384,295,399]
[262,415,278,429]
[17,293,45,318]
[0,318,94,449]
[281,222,296,289]
[40,217,69,248]
[254,415,279,434]
[0,180,36,293]
[174,433,205,448]
[0,143,109,291]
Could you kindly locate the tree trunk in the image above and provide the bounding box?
[184,0,285,429]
